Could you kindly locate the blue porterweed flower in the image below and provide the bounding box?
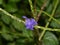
[23,16,37,30]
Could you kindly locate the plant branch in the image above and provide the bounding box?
[35,26,60,32]
[42,11,60,24]
[0,8,25,24]
[28,0,36,18]
[34,0,37,18]
[36,0,47,21]
[0,8,60,31]
[28,0,40,45]
[37,10,60,25]
[0,8,60,38]
[39,0,59,41]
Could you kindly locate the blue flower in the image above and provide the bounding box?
[23,16,37,30]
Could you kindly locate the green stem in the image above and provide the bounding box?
[35,26,60,32]
[0,8,25,23]
[28,0,40,45]
[0,8,60,32]
[39,0,59,41]
[42,11,60,24]
[28,0,35,18]
[37,10,60,25]
[36,0,47,21]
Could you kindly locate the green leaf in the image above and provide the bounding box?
[50,18,60,28]
[0,0,3,4]
[23,29,33,37]
[16,38,27,45]
[4,3,17,13]
[43,31,59,45]
[1,14,12,24]
[37,0,50,9]
[1,26,14,41]
[2,25,10,33]
[1,33,13,41]
[37,0,45,6]
[7,42,15,45]
[12,19,25,30]
[46,4,53,14]
[55,6,60,18]
[9,0,20,3]
[13,9,25,18]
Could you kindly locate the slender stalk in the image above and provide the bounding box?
[0,8,60,32]
[39,0,59,41]
[35,0,47,44]
[42,11,60,24]
[34,0,37,17]
[28,0,35,18]
[28,0,40,45]
[35,26,60,32]
[0,8,25,23]
[37,10,60,24]
[0,7,60,41]
[34,0,37,13]
[36,0,47,21]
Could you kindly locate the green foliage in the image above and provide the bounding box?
[1,14,12,24]
[1,25,14,41]
[0,0,3,4]
[0,0,60,45]
[50,18,60,28]
[4,3,18,13]
[12,20,25,30]
[43,31,59,45]
[9,0,20,3]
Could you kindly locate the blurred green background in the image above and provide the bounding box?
[0,0,60,45]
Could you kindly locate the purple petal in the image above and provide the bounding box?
[23,16,37,30]
[30,28,34,30]
[31,18,37,25]
[26,25,34,30]
[26,26,30,29]
[22,16,27,19]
